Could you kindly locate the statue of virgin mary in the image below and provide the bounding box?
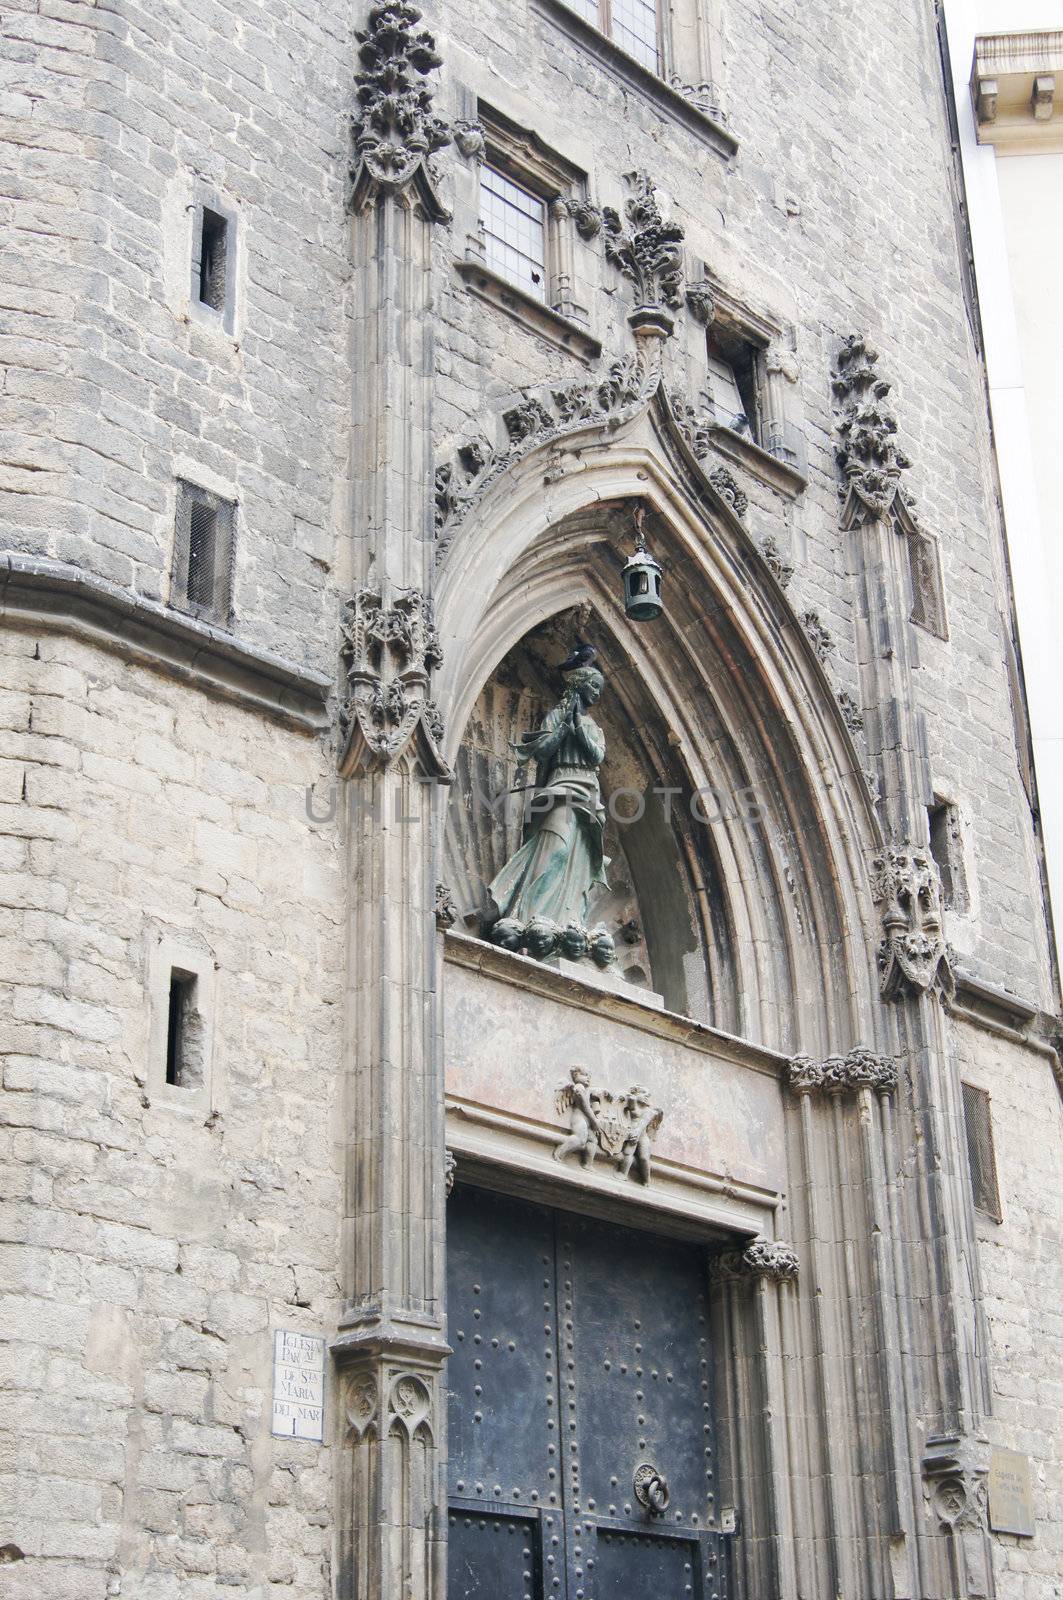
[485,662,614,964]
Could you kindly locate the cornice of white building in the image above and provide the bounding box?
[971,27,1063,147]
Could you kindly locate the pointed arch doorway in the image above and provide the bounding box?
[446,1184,728,1600]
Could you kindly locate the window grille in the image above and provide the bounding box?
[479,167,547,301]
[172,480,235,625]
[961,1082,1002,1221]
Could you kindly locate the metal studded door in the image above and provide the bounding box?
[447,1186,726,1600]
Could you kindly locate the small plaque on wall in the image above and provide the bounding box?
[271,1330,325,1441]
[988,1448,1035,1537]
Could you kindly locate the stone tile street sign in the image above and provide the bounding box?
[271,1330,325,1442]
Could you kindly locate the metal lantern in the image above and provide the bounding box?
[622,507,663,622]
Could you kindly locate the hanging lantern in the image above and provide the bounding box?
[622,506,663,622]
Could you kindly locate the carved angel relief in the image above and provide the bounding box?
[553,1065,663,1184]
[338,585,449,778]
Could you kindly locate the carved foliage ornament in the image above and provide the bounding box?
[339,585,447,774]
[787,1046,898,1096]
[553,1066,664,1185]
[871,843,955,1001]
[434,352,651,552]
[712,1239,800,1282]
[351,2,451,203]
[832,334,912,528]
[601,171,685,319]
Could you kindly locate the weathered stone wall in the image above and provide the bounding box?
[0,0,352,665]
[951,1019,1063,1599]
[0,625,343,1597]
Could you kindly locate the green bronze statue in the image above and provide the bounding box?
[485,660,617,967]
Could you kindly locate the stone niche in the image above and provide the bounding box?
[443,608,738,1023]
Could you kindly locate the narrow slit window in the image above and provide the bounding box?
[961,1082,1002,1221]
[927,798,968,912]
[172,480,235,625]
[166,971,197,1087]
[197,207,228,312]
[479,167,547,301]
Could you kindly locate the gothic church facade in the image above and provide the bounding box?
[1,0,1061,1597]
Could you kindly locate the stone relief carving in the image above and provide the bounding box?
[832,334,912,528]
[350,2,451,200]
[561,196,604,241]
[553,1066,664,1184]
[712,1238,800,1282]
[434,881,458,929]
[837,689,864,733]
[670,397,750,517]
[685,278,717,326]
[387,1370,435,1438]
[759,535,793,589]
[451,117,485,159]
[787,1046,898,1096]
[871,843,956,1001]
[444,1148,456,1197]
[344,1371,379,1439]
[601,171,685,318]
[707,466,748,519]
[339,585,446,771]
[668,74,727,124]
[800,610,834,662]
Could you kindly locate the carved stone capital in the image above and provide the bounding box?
[872,843,955,1001]
[712,1238,800,1283]
[787,1047,898,1096]
[350,2,451,216]
[338,585,450,777]
[601,171,684,324]
[832,334,912,529]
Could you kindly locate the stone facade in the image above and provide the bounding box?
[1,0,1061,1598]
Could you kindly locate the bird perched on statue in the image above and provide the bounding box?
[558,640,597,674]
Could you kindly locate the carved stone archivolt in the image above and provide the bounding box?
[711,1238,800,1283]
[787,1046,898,1096]
[553,1065,663,1184]
[434,351,653,552]
[338,585,449,776]
[601,171,685,326]
[832,334,912,529]
[872,843,955,1001]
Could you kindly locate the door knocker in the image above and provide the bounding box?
[633,1463,670,1516]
